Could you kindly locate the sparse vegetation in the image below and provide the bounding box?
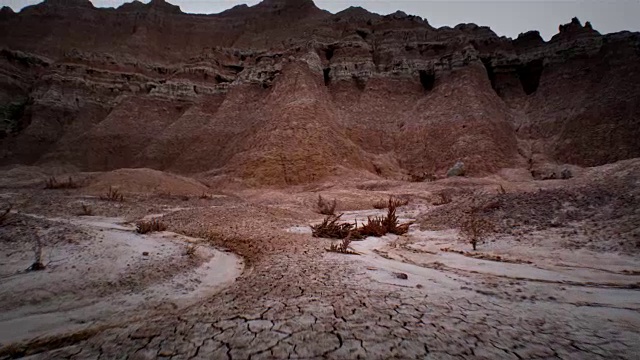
[100,186,124,202]
[136,219,167,234]
[312,198,411,239]
[28,236,45,271]
[374,196,409,209]
[383,198,411,235]
[459,211,494,251]
[433,191,453,205]
[185,243,199,258]
[44,176,79,190]
[359,216,387,237]
[0,204,11,225]
[311,214,358,239]
[78,204,93,216]
[316,195,337,215]
[409,172,436,182]
[326,233,358,255]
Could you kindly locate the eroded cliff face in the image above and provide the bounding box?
[0,0,638,185]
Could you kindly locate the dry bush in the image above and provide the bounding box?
[185,243,199,258]
[459,212,494,250]
[136,219,167,234]
[78,204,93,216]
[28,236,45,271]
[326,233,358,255]
[409,172,436,182]
[433,192,453,206]
[100,186,124,202]
[0,204,11,225]
[390,196,409,208]
[313,199,411,239]
[359,216,387,237]
[44,176,79,190]
[384,199,411,235]
[311,214,357,239]
[316,195,336,215]
[374,196,409,209]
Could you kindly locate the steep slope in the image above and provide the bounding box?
[0,1,638,185]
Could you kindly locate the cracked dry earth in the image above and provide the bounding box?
[1,175,640,359]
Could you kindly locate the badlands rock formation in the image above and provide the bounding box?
[0,0,639,185]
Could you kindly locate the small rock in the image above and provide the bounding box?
[394,272,408,280]
[416,284,423,289]
[446,161,465,177]
[142,251,149,256]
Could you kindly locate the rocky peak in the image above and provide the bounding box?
[116,0,182,14]
[0,6,15,18]
[513,30,545,49]
[148,0,182,13]
[551,17,600,42]
[257,0,317,9]
[41,0,94,9]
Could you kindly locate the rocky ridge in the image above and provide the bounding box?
[0,0,639,185]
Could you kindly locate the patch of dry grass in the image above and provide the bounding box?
[326,233,358,255]
[136,219,167,234]
[459,212,494,250]
[100,186,124,202]
[0,204,11,225]
[44,176,79,190]
[374,196,409,209]
[311,214,357,239]
[312,199,411,239]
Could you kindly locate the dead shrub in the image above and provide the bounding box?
[0,204,11,225]
[136,219,167,234]
[384,198,411,235]
[27,236,45,271]
[433,191,453,206]
[359,216,387,237]
[312,198,411,239]
[185,243,199,258]
[316,195,337,215]
[100,186,124,202]
[374,196,408,209]
[44,176,79,190]
[78,204,93,216]
[409,172,436,182]
[390,196,409,208]
[459,212,494,251]
[311,214,357,239]
[326,233,358,255]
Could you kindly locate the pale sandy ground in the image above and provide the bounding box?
[0,162,638,359]
[0,212,242,346]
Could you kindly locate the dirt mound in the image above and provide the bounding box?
[421,159,640,253]
[85,168,210,196]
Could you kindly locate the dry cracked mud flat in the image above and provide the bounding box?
[0,164,639,359]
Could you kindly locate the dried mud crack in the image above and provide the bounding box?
[1,163,640,359]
